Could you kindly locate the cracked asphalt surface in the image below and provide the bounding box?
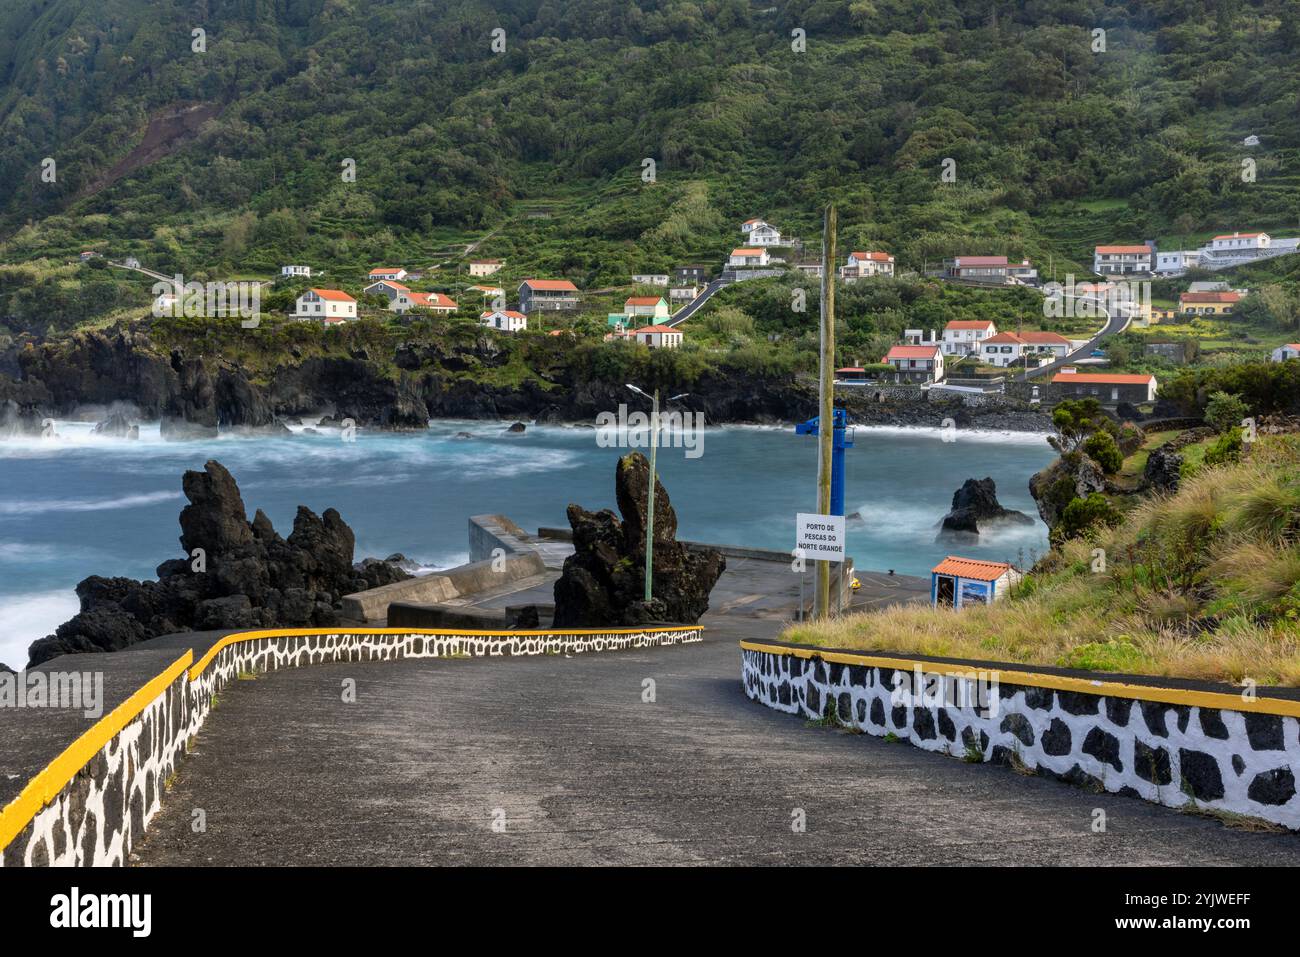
[132,617,1300,865]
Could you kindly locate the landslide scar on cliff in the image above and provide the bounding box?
[74,102,223,200]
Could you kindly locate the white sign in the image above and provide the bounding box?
[795,512,846,562]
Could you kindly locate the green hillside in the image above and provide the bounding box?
[1,0,1300,338]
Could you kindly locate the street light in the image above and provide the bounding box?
[626,384,689,603]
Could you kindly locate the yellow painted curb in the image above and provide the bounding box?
[0,650,194,855]
[188,625,703,680]
[740,640,1300,719]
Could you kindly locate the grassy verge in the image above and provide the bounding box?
[783,434,1300,686]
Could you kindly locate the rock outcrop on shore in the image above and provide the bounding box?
[937,477,1035,542]
[1028,452,1107,528]
[26,460,412,668]
[553,452,726,627]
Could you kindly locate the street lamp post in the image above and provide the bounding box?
[626,384,688,603]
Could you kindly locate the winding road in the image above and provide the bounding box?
[132,616,1299,866]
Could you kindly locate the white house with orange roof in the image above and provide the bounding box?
[882,344,944,382]
[931,557,1021,608]
[740,219,782,246]
[980,330,1071,367]
[1093,244,1154,275]
[624,296,670,321]
[728,247,770,268]
[941,319,997,356]
[631,324,684,349]
[1270,343,1300,363]
[480,309,528,332]
[394,291,457,315]
[1210,231,1270,255]
[368,267,408,282]
[294,288,357,323]
[840,250,895,282]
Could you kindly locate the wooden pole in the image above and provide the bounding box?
[815,204,836,619]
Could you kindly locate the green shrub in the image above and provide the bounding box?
[1057,493,1121,542]
[1204,429,1244,467]
[1082,430,1123,474]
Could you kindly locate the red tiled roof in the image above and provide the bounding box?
[624,297,665,306]
[850,251,893,261]
[409,292,457,308]
[633,325,681,335]
[944,320,996,331]
[836,366,866,373]
[932,556,1012,581]
[1019,331,1071,344]
[369,267,403,275]
[520,279,578,292]
[481,310,526,320]
[954,256,1008,267]
[982,332,1026,345]
[1052,372,1155,384]
[1213,232,1265,240]
[731,248,764,256]
[1095,245,1151,254]
[309,288,355,302]
[883,345,940,360]
[1180,291,1242,303]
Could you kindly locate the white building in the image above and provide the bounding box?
[294,289,357,323]
[281,265,312,278]
[941,320,997,356]
[368,267,408,282]
[979,331,1071,368]
[393,291,457,315]
[669,285,699,301]
[1093,244,1153,275]
[728,247,770,268]
[740,219,782,246]
[882,344,944,382]
[152,292,179,317]
[632,324,683,349]
[1154,249,1200,274]
[1271,343,1300,362]
[631,273,670,286]
[841,251,895,282]
[480,309,528,332]
[468,260,504,277]
[1211,231,1270,254]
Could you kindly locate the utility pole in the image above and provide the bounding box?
[815,204,836,619]
[626,384,688,605]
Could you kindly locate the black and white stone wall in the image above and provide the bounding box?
[2,626,702,867]
[743,647,1300,830]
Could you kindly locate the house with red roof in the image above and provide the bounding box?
[840,250,895,282]
[728,247,770,268]
[624,296,670,321]
[631,324,684,349]
[941,319,998,356]
[979,330,1072,368]
[393,291,457,315]
[1270,343,1300,363]
[368,267,408,282]
[1051,369,1157,404]
[740,219,782,246]
[1093,244,1154,275]
[882,344,944,382]
[931,557,1021,608]
[294,288,357,323]
[480,309,528,333]
[1210,232,1270,255]
[1179,290,1242,315]
[518,279,580,313]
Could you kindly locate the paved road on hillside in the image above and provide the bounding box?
[132,618,1299,866]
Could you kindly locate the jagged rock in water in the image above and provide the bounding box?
[91,411,139,438]
[26,459,412,667]
[1028,452,1107,528]
[1143,445,1183,494]
[553,451,725,627]
[937,477,1035,542]
[506,421,527,434]
[0,399,43,437]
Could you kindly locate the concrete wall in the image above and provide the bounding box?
[1,625,703,867]
[743,643,1300,830]
[341,551,545,621]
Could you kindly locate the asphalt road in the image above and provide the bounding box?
[132,617,1299,866]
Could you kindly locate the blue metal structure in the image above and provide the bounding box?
[795,408,853,516]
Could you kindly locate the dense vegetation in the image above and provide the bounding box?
[3,0,1300,341]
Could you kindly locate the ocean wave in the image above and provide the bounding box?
[0,490,181,516]
[0,590,80,668]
